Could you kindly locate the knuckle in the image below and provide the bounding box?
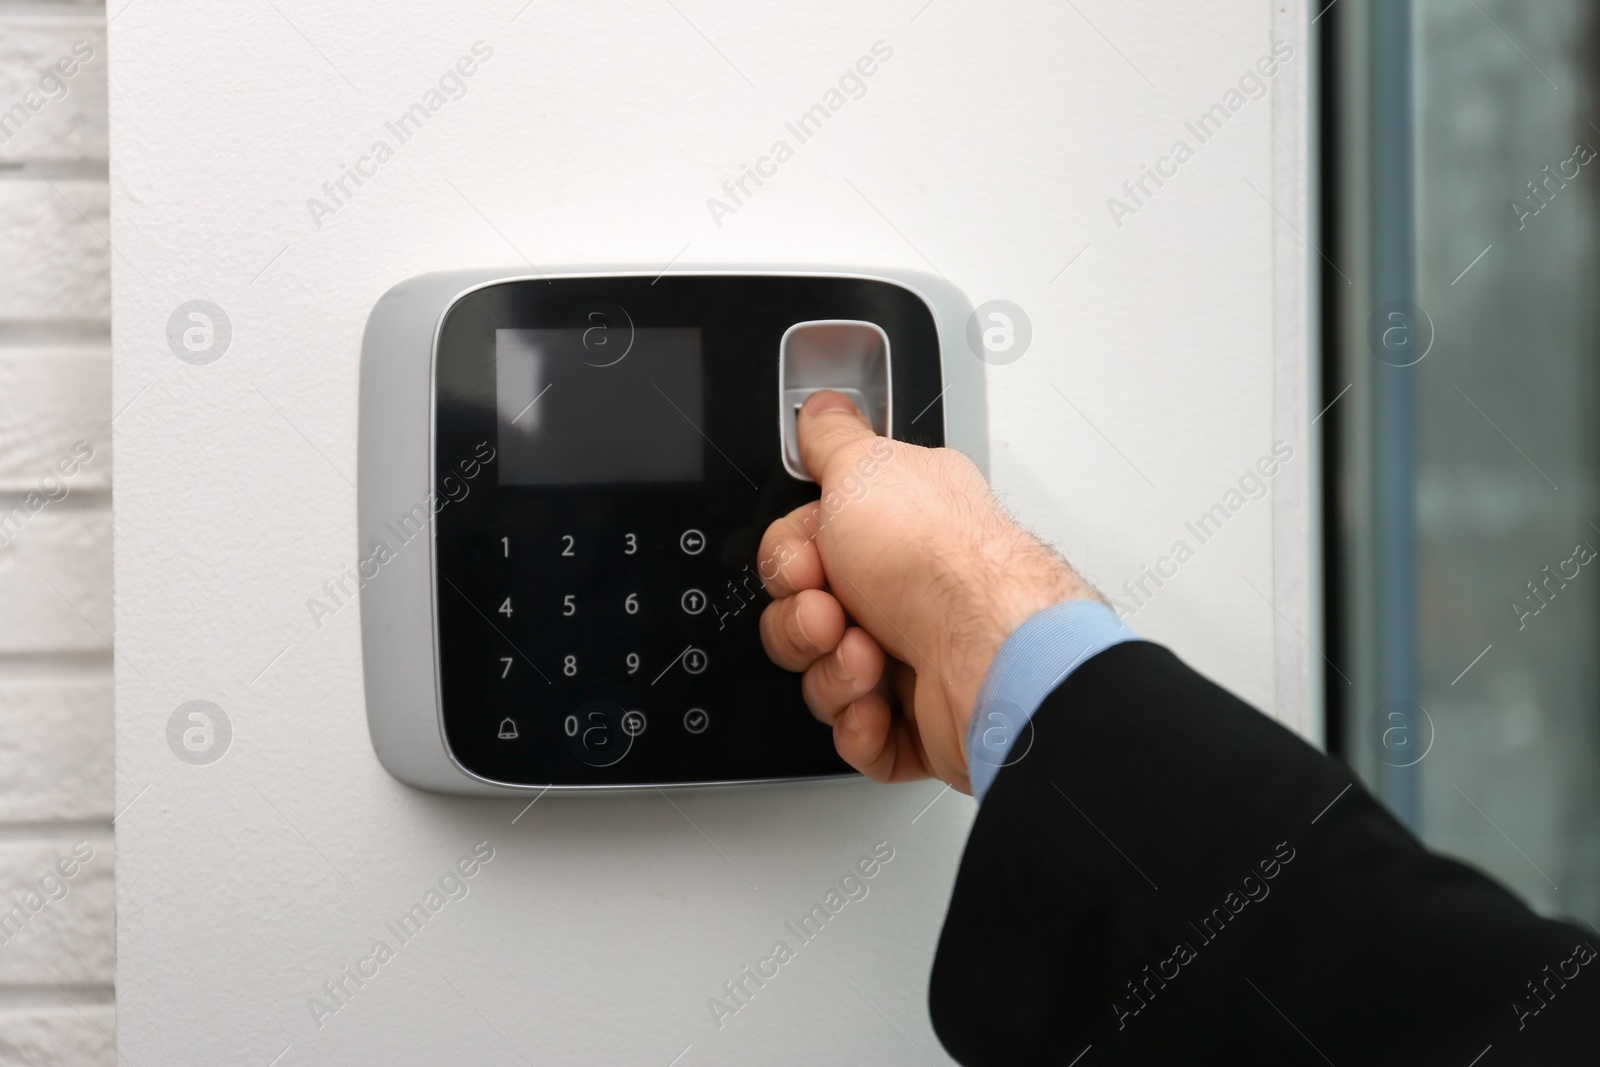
[820,437,875,485]
[785,600,813,652]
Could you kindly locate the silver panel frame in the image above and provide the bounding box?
[359,266,984,794]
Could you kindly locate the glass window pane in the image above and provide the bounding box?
[1328,0,1599,924]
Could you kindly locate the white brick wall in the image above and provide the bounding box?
[0,179,109,320]
[0,4,106,164]
[0,676,112,822]
[0,998,114,1067]
[0,3,113,1063]
[0,838,114,984]
[0,349,111,491]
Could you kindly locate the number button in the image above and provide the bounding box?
[680,588,707,615]
[679,528,706,555]
[567,699,632,767]
[683,647,708,675]
[624,532,638,555]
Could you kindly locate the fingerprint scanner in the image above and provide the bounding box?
[778,320,891,481]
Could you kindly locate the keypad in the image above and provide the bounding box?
[453,515,745,773]
[493,523,722,688]
[431,491,826,787]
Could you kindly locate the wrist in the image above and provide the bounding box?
[940,533,1094,735]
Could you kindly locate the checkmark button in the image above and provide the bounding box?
[683,708,710,735]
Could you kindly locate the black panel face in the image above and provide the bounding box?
[432,275,945,786]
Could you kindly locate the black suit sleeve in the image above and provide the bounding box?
[928,641,1599,1066]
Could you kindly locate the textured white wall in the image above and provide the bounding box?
[110,2,1313,1064]
[0,2,114,1063]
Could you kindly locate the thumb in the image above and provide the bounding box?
[797,390,876,483]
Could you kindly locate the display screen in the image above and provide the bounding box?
[495,326,705,485]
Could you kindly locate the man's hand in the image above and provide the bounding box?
[757,390,1096,792]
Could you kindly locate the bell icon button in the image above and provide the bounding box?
[498,718,519,740]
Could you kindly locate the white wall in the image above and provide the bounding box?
[0,2,115,1064]
[110,2,1314,1064]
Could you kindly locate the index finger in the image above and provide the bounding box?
[796,390,877,484]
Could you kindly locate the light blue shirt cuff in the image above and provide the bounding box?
[965,600,1138,802]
